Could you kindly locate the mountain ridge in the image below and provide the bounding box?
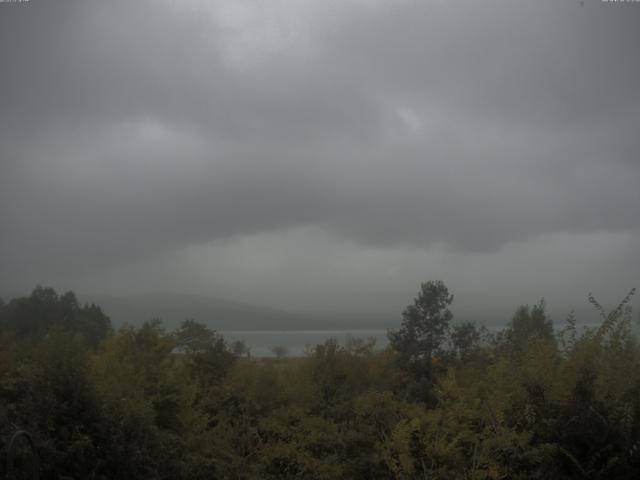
[79,291,394,331]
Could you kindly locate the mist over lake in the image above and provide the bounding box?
[221,329,389,357]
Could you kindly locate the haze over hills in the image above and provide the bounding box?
[2,287,626,333]
[78,291,614,333]
[78,292,395,331]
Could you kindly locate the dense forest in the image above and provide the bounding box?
[0,283,638,479]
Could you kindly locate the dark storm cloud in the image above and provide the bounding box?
[1,0,639,287]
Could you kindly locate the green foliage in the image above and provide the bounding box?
[173,319,237,389]
[502,299,554,351]
[0,286,111,346]
[0,285,638,479]
[450,321,484,360]
[388,280,454,403]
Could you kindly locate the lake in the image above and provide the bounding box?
[220,329,389,357]
[221,322,611,357]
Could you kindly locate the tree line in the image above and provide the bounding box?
[0,283,638,479]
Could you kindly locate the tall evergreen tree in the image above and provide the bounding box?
[388,280,453,401]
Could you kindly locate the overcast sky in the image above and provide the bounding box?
[1,0,638,322]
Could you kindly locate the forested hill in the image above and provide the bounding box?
[78,292,392,331]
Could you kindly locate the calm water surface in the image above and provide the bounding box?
[220,329,389,357]
[221,322,606,357]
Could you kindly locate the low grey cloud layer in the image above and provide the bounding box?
[1,0,638,318]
